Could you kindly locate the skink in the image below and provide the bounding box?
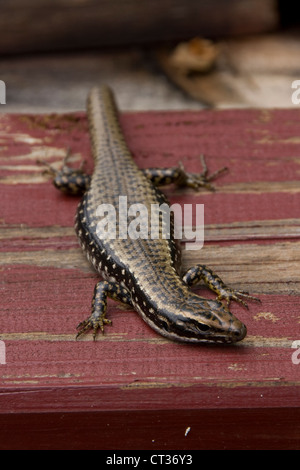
[46,85,259,344]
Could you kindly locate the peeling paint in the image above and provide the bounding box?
[254,312,280,323]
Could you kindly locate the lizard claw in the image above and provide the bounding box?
[218,289,261,309]
[76,315,112,340]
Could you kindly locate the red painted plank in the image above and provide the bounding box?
[0,108,300,449]
[1,183,300,226]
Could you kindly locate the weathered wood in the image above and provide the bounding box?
[2,237,300,295]
[0,0,279,54]
[0,108,300,449]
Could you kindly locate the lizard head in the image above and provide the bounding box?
[155,294,247,344]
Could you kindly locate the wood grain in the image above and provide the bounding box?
[0,108,299,449]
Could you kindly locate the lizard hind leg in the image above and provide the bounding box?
[182,264,260,308]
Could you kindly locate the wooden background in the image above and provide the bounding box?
[0,105,299,449]
[0,0,279,54]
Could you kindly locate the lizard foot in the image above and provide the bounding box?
[217,288,261,309]
[76,313,112,340]
[177,155,228,191]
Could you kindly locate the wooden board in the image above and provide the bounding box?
[0,0,279,54]
[0,107,300,450]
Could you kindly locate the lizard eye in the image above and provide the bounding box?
[196,323,210,332]
[177,319,210,333]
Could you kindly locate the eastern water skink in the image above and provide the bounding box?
[46,85,259,344]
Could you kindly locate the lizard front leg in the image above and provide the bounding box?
[38,149,91,195]
[182,264,260,308]
[76,280,133,340]
[143,155,227,191]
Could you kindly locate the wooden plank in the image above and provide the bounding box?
[0,107,300,449]
[0,0,279,54]
[2,240,300,294]
[0,408,299,450]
